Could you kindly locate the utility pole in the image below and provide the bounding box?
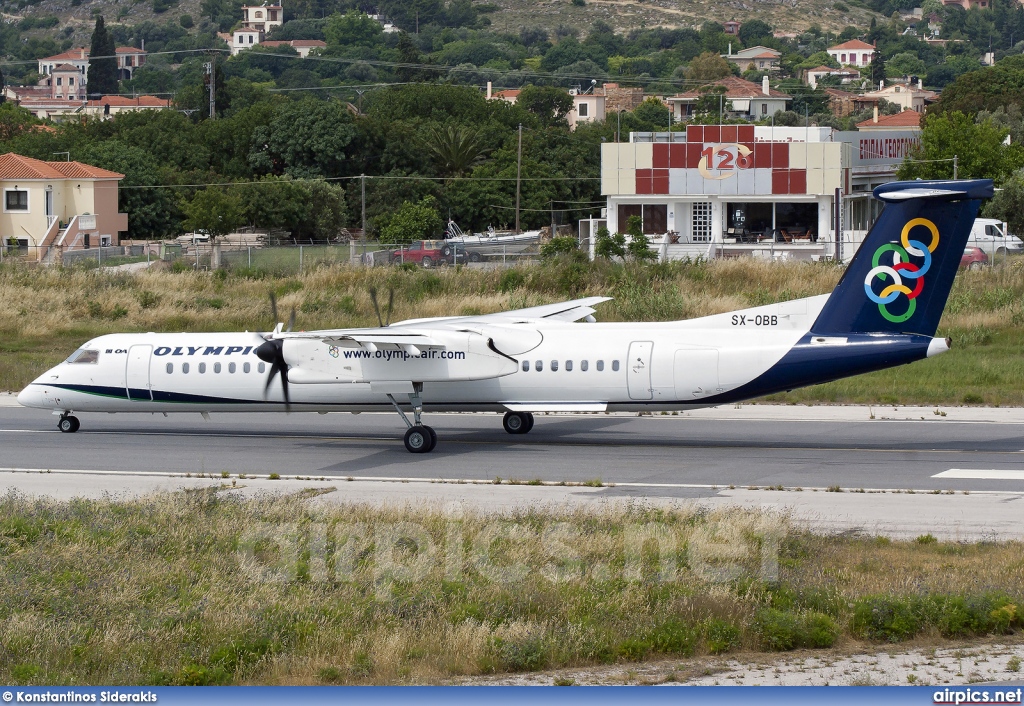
[361,174,367,242]
[515,123,522,234]
[204,61,215,120]
[953,155,958,180]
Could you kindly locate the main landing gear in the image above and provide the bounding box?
[502,411,534,435]
[387,383,437,454]
[57,413,80,433]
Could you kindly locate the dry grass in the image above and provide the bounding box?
[1,492,1022,685]
[3,256,1024,403]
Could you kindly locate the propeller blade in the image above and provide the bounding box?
[385,288,394,327]
[269,292,280,328]
[255,340,290,410]
[369,287,383,328]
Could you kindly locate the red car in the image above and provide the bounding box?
[960,246,988,270]
[391,240,446,268]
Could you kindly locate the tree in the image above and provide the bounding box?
[88,16,118,98]
[738,19,774,46]
[377,196,443,244]
[248,97,357,178]
[897,111,1022,183]
[301,179,348,241]
[624,215,655,260]
[985,169,1024,234]
[181,188,243,267]
[324,11,384,47]
[932,56,1024,116]
[424,124,489,178]
[869,48,886,87]
[516,85,574,126]
[885,51,926,79]
[686,51,732,83]
[594,225,626,259]
[0,102,36,140]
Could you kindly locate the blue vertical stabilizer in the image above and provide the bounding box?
[811,179,993,337]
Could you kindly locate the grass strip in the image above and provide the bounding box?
[0,491,1021,684]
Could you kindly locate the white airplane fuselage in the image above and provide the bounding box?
[16,294,948,416]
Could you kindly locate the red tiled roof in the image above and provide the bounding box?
[672,75,790,100]
[51,63,80,72]
[116,47,145,53]
[259,40,289,46]
[494,89,520,99]
[829,39,875,51]
[856,109,922,128]
[40,48,88,62]
[290,39,326,47]
[0,153,123,180]
[86,95,170,108]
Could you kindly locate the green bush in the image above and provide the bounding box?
[852,596,922,642]
[704,619,741,654]
[647,619,698,655]
[541,236,579,259]
[498,269,526,293]
[753,609,840,651]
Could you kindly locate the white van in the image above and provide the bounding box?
[968,218,1023,258]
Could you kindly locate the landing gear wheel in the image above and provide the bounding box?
[404,425,436,453]
[58,415,80,433]
[503,411,533,435]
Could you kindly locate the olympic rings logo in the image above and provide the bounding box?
[863,218,939,324]
[328,345,340,358]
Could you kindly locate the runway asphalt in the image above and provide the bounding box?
[2,400,1023,539]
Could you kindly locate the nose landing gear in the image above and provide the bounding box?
[57,414,80,433]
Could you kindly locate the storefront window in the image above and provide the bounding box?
[775,203,818,241]
[616,204,668,234]
[726,203,772,240]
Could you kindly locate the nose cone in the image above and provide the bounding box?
[17,384,42,408]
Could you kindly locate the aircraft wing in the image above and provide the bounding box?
[464,296,612,323]
[271,328,446,350]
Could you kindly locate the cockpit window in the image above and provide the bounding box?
[66,349,100,364]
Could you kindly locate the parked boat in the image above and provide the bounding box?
[443,221,541,261]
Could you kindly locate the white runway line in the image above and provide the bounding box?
[935,469,1024,480]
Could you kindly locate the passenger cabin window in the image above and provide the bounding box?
[182,363,190,374]
[596,360,604,371]
[612,360,620,372]
[258,362,266,373]
[214,362,222,374]
[535,360,543,372]
[166,363,173,374]
[199,362,207,374]
[67,349,99,364]
[243,362,251,373]
[522,360,529,372]
[581,360,588,371]
[551,360,559,372]
[565,360,573,371]
[229,362,236,374]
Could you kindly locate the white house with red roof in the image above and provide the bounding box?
[258,39,326,57]
[241,2,283,31]
[827,39,875,67]
[116,47,147,80]
[721,46,782,72]
[37,46,148,89]
[805,65,862,88]
[0,153,128,260]
[666,76,790,121]
[83,95,171,119]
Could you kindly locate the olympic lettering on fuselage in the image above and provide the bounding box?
[152,345,259,357]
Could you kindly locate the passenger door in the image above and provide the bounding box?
[627,341,654,400]
[126,345,153,401]
[673,348,720,400]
